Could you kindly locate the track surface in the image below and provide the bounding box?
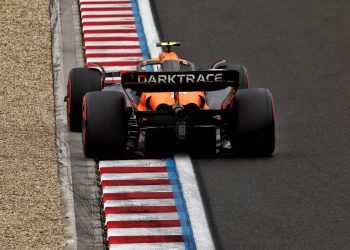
[152,1,350,249]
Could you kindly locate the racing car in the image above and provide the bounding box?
[66,42,275,159]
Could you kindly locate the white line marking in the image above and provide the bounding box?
[104,77,121,81]
[84,41,139,46]
[103,185,172,194]
[174,154,215,250]
[100,160,166,168]
[80,0,130,2]
[107,227,183,237]
[80,4,132,8]
[81,11,133,16]
[85,49,141,54]
[104,199,176,208]
[86,57,142,63]
[109,243,185,250]
[83,25,136,30]
[88,65,136,72]
[101,172,169,181]
[84,33,138,38]
[82,17,134,22]
[106,212,179,222]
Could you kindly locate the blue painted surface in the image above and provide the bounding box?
[166,158,196,250]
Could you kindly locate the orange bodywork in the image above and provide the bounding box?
[137,51,207,111]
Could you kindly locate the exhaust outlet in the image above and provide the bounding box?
[173,103,187,120]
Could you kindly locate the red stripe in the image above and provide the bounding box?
[82,14,134,18]
[85,45,140,49]
[103,192,173,201]
[105,206,177,214]
[81,1,130,4]
[107,220,181,229]
[82,21,135,26]
[86,53,142,58]
[108,235,184,244]
[83,29,136,33]
[81,7,132,11]
[84,37,139,42]
[86,61,140,67]
[101,179,170,187]
[100,166,167,174]
[104,79,121,84]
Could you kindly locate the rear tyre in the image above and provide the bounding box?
[218,64,250,89]
[231,88,275,156]
[83,91,128,159]
[67,67,101,132]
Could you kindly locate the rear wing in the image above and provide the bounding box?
[121,70,239,92]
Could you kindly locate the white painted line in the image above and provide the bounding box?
[87,57,142,63]
[137,0,162,58]
[80,4,132,8]
[81,0,130,2]
[103,185,172,193]
[84,41,139,46]
[101,172,169,181]
[100,160,166,168]
[174,154,215,250]
[104,77,121,81]
[81,11,133,16]
[87,56,142,62]
[83,25,136,30]
[106,212,179,222]
[107,227,182,237]
[104,199,176,208]
[109,242,185,250]
[85,49,141,54]
[88,65,137,72]
[84,33,138,38]
[82,17,135,22]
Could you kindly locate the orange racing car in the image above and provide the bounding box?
[66,42,275,159]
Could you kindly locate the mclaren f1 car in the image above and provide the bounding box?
[66,42,275,159]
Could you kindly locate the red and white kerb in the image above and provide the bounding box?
[80,0,143,84]
[100,160,185,249]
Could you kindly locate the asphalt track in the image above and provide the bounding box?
[151,1,350,249]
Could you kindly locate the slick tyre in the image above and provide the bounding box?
[231,88,275,156]
[67,67,101,132]
[218,64,250,89]
[82,91,127,159]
